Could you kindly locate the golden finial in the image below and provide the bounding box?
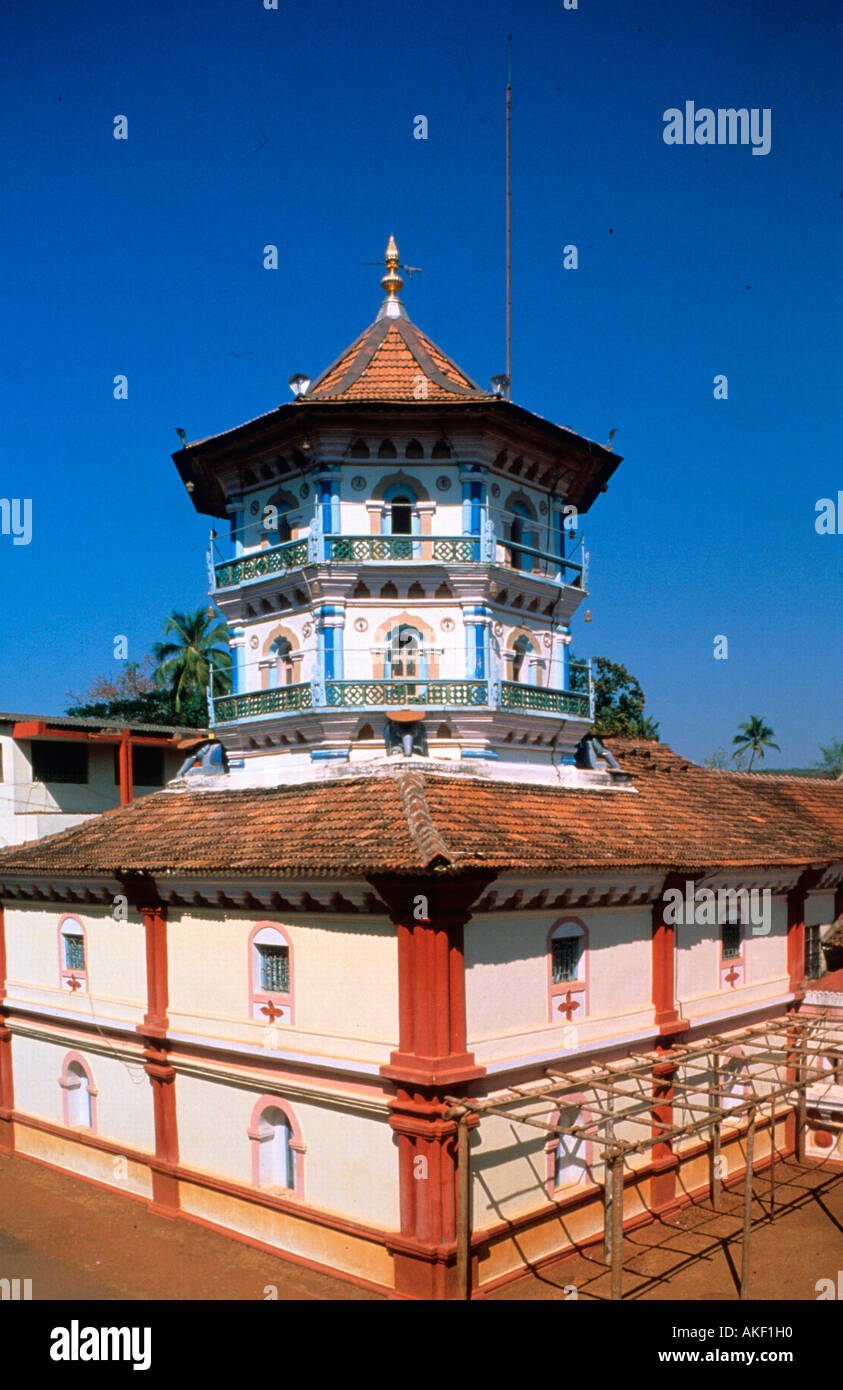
[381,235,404,300]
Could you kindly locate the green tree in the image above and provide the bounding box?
[732,716,780,771]
[570,655,659,739]
[816,738,843,776]
[66,653,214,728]
[153,607,232,714]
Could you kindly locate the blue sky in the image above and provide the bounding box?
[0,0,840,766]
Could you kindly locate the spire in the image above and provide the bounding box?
[376,234,407,320]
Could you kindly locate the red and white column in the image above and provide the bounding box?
[138,901,180,1216]
[375,873,492,1300]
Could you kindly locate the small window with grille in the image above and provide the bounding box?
[805,924,823,980]
[721,920,741,960]
[552,936,579,984]
[258,944,289,995]
[64,934,85,972]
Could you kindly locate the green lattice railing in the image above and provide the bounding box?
[500,682,590,718]
[213,683,313,722]
[324,679,489,708]
[213,679,589,723]
[328,535,478,563]
[214,539,310,589]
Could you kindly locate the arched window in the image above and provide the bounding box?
[512,634,538,685]
[719,1049,751,1113]
[261,489,297,546]
[548,919,588,1025]
[390,494,413,535]
[382,482,421,556]
[249,924,294,1024]
[270,636,295,687]
[59,1052,97,1130]
[554,1106,590,1188]
[58,914,88,993]
[508,499,538,573]
[248,1096,304,1194]
[385,624,425,679]
[544,1097,591,1196]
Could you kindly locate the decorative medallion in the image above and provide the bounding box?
[299,483,310,499]
[250,635,259,649]
[493,621,504,638]
[543,633,552,648]
[441,617,455,633]
[491,482,501,498]
[539,500,548,515]
[354,617,368,633]
[250,499,260,516]
[302,623,313,639]
[351,475,367,491]
[436,476,451,492]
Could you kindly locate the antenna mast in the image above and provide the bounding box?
[505,35,512,400]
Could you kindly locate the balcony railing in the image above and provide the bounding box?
[328,535,479,563]
[324,679,489,708]
[211,529,585,590]
[213,683,313,723]
[213,676,592,723]
[500,681,590,719]
[214,538,310,589]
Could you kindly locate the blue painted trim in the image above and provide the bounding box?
[310,748,350,761]
[461,748,499,760]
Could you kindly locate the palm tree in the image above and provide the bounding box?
[153,607,232,712]
[732,716,780,771]
[635,715,661,740]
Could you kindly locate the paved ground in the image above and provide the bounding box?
[0,1153,382,1300]
[487,1155,843,1300]
[1,1150,839,1301]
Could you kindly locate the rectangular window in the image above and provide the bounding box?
[112,746,165,786]
[64,935,85,971]
[258,944,290,994]
[552,937,579,984]
[721,920,741,960]
[31,741,88,784]
[805,924,823,980]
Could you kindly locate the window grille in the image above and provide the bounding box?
[805,924,823,980]
[552,937,579,984]
[722,921,741,960]
[258,944,289,994]
[64,935,85,971]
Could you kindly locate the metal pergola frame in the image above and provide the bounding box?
[445,1011,843,1301]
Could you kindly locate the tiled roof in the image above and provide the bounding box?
[307,315,490,403]
[1,744,842,883]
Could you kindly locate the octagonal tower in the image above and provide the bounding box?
[173,237,621,785]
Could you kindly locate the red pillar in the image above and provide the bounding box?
[118,730,133,807]
[374,873,493,1300]
[138,902,179,1216]
[0,903,14,1154]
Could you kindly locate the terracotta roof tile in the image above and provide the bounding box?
[1,749,842,884]
[307,315,489,403]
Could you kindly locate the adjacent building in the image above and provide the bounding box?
[0,712,205,848]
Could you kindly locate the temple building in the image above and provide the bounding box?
[0,241,841,1300]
